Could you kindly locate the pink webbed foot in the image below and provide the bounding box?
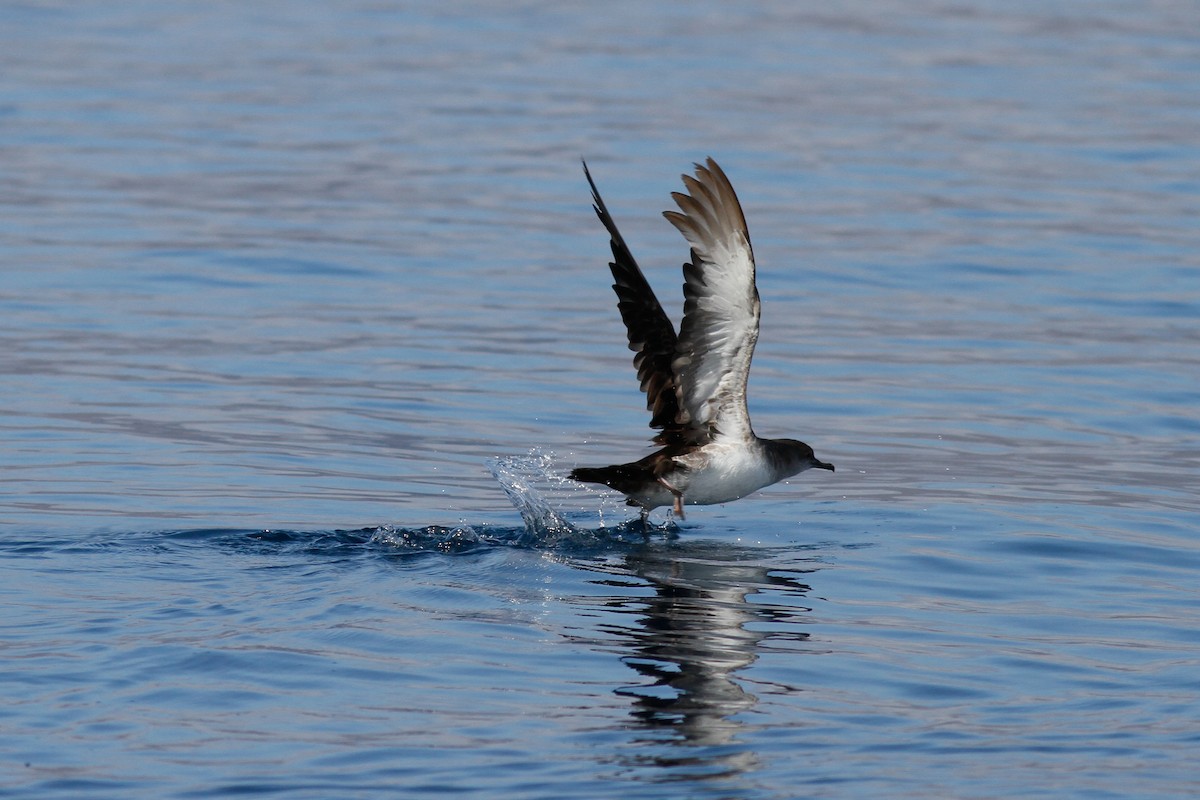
[657,477,685,520]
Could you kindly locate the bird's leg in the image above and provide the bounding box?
[657,477,686,521]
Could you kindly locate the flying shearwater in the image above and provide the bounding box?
[570,158,834,520]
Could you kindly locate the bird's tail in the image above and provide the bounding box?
[568,466,618,486]
[569,464,649,494]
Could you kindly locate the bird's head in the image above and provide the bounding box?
[773,438,835,476]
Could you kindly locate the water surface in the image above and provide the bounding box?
[2,2,1198,798]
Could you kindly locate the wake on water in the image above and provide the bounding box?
[177,452,674,558]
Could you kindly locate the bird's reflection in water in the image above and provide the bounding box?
[583,538,820,787]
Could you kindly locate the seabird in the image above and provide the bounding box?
[570,158,834,520]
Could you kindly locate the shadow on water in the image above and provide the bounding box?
[575,541,820,791]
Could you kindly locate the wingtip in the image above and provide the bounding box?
[582,160,606,214]
[686,156,720,179]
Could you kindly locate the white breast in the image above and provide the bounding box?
[673,441,777,506]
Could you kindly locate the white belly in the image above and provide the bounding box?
[630,442,778,509]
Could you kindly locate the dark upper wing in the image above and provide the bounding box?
[582,161,686,444]
[662,158,761,444]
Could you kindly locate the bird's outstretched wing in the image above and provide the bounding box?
[583,162,687,445]
[663,158,761,444]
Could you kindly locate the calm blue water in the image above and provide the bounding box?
[2,2,1198,797]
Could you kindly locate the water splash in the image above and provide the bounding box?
[488,449,597,546]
